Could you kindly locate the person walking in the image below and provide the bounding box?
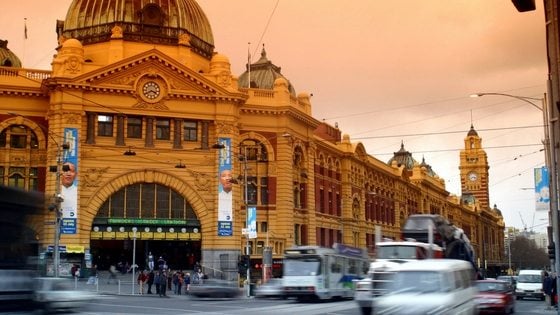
[146,270,154,294]
[160,270,168,297]
[544,272,552,308]
[184,272,191,295]
[137,270,147,295]
[154,271,162,296]
[148,252,155,271]
[172,271,179,294]
[177,272,183,295]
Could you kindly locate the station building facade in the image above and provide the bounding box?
[0,0,504,279]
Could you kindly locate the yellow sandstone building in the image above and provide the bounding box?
[0,0,504,280]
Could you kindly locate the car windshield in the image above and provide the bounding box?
[476,281,508,292]
[283,257,321,276]
[517,274,541,283]
[387,271,447,294]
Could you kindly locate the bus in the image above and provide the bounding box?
[282,243,370,300]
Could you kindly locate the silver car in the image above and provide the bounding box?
[34,277,97,313]
[254,278,285,299]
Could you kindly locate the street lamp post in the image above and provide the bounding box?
[132,227,137,295]
[471,92,559,278]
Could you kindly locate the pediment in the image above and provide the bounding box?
[68,49,235,100]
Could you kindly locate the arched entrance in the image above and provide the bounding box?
[89,182,203,272]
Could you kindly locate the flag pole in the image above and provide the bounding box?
[23,18,27,66]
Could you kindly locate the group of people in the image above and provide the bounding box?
[543,271,558,309]
[136,269,206,296]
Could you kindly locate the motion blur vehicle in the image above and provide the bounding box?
[496,275,517,289]
[374,259,478,315]
[354,240,443,315]
[282,244,369,300]
[254,278,285,299]
[0,186,43,312]
[475,279,515,314]
[189,279,241,298]
[515,269,544,300]
[34,277,97,313]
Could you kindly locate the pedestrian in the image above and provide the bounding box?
[544,271,552,307]
[172,271,179,294]
[157,256,165,271]
[87,264,98,285]
[137,270,147,294]
[148,252,154,271]
[552,273,558,309]
[177,272,183,295]
[154,271,161,296]
[147,270,154,294]
[160,270,168,297]
[184,272,191,295]
[108,264,117,284]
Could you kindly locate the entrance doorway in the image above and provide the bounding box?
[90,240,201,272]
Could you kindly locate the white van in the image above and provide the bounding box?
[373,259,478,315]
[515,269,544,300]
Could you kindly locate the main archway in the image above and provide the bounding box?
[84,170,210,272]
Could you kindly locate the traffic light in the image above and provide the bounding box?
[548,242,555,260]
[238,255,250,275]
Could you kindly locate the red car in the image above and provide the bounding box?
[475,279,516,314]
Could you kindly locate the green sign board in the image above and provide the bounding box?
[107,218,187,225]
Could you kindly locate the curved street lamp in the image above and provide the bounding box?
[471,92,559,279]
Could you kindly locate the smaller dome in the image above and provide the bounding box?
[238,45,296,96]
[0,40,22,67]
[62,38,83,48]
[467,124,478,137]
[387,141,417,170]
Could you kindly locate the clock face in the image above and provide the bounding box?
[468,172,478,181]
[142,81,160,100]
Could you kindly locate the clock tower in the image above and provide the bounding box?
[459,124,490,209]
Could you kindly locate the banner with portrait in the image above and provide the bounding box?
[217,137,233,236]
[60,127,78,234]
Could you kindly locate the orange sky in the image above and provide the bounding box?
[0,0,549,232]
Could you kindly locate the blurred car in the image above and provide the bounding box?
[475,279,515,314]
[189,279,241,298]
[496,275,517,289]
[254,278,285,299]
[34,277,97,313]
[374,259,478,315]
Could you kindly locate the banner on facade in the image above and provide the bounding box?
[534,166,550,212]
[247,206,257,239]
[217,137,233,236]
[61,127,78,234]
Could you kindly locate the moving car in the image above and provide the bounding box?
[496,275,517,289]
[515,269,544,300]
[34,277,97,313]
[254,278,285,298]
[374,259,478,315]
[475,279,515,314]
[189,279,241,298]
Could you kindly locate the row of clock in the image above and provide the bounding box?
[92,226,199,233]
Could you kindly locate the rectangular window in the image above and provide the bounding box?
[97,114,114,137]
[183,121,197,141]
[156,119,170,140]
[29,167,38,191]
[156,184,169,218]
[260,177,268,205]
[126,184,140,218]
[127,117,143,138]
[247,176,257,205]
[141,184,155,218]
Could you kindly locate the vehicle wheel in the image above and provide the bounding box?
[360,306,372,315]
[515,296,521,300]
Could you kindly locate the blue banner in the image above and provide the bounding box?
[247,206,257,239]
[217,137,233,236]
[61,128,78,234]
[535,166,550,212]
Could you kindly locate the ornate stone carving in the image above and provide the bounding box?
[188,170,211,191]
[82,167,110,187]
[65,56,82,74]
[178,33,191,46]
[132,101,169,110]
[111,25,123,39]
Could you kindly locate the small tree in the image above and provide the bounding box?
[510,235,549,271]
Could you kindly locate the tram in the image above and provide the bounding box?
[282,243,370,300]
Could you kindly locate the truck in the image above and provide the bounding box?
[354,214,476,315]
